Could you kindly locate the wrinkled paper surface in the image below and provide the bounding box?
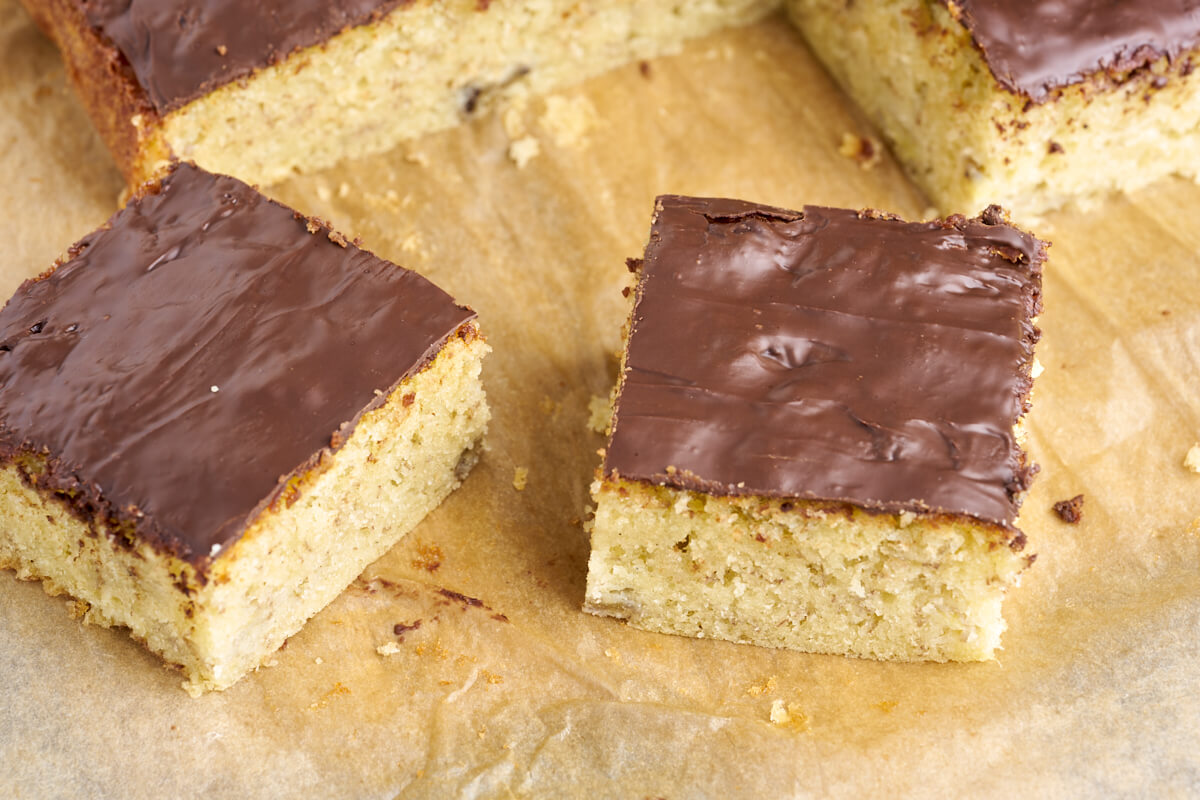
[2,4,1199,797]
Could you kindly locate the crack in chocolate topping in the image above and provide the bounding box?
[604,196,1045,529]
[80,0,411,113]
[945,0,1200,102]
[0,162,474,571]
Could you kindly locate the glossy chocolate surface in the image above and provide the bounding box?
[947,0,1200,101]
[80,0,406,113]
[605,196,1044,528]
[0,163,474,570]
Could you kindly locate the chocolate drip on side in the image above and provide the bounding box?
[0,163,475,574]
[604,196,1045,530]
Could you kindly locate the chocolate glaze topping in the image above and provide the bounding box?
[80,0,409,113]
[605,196,1044,529]
[0,163,474,572]
[945,0,1200,102]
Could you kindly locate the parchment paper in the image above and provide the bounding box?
[3,4,1199,797]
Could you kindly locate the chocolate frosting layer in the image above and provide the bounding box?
[605,196,1044,529]
[0,162,474,570]
[946,0,1200,101]
[80,0,407,113]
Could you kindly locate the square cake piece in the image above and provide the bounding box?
[0,162,490,693]
[20,0,780,187]
[787,0,1200,216]
[585,196,1044,662]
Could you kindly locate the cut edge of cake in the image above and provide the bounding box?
[585,480,1034,662]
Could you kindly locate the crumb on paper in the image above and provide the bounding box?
[769,699,811,731]
[588,394,612,434]
[314,657,323,665]
[1185,444,1200,473]
[539,95,599,149]
[309,682,351,710]
[508,136,540,169]
[747,676,777,697]
[838,132,882,170]
[412,543,443,573]
[401,232,424,254]
[1053,494,1085,523]
[512,466,529,491]
[376,642,401,657]
[704,43,735,61]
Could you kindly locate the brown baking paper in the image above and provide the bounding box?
[2,4,1199,797]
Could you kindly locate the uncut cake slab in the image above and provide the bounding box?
[4,2,1200,798]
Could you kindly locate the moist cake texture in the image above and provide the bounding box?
[585,195,1044,661]
[0,162,490,693]
[21,0,781,187]
[786,0,1200,216]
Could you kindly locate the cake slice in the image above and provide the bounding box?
[0,162,490,694]
[20,0,781,188]
[786,0,1200,216]
[585,196,1044,661]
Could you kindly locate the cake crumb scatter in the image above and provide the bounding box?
[1053,494,1084,523]
[1185,445,1200,473]
[539,95,599,149]
[747,676,777,697]
[508,136,540,168]
[587,394,612,434]
[839,132,882,169]
[512,467,529,491]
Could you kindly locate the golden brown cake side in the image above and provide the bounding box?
[19,0,168,186]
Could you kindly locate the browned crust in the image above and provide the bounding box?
[18,0,169,185]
